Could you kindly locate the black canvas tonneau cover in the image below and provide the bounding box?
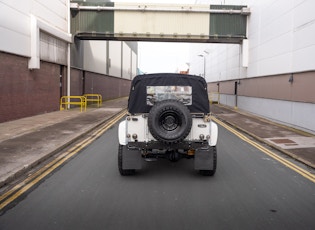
[128,73,210,114]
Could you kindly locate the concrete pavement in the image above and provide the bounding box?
[211,104,315,168]
[0,97,314,189]
[0,97,128,188]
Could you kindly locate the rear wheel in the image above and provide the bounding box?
[199,146,217,176]
[118,144,135,176]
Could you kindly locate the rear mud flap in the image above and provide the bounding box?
[122,146,142,170]
[194,147,214,170]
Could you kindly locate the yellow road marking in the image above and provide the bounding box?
[3,111,313,211]
[0,110,126,211]
[212,117,315,184]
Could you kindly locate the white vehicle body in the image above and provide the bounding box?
[119,115,218,146]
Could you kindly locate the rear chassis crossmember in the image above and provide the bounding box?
[122,141,215,170]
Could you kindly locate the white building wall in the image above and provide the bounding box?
[109,41,122,78]
[238,96,315,134]
[248,0,315,77]
[83,41,107,75]
[191,0,315,79]
[189,43,207,77]
[122,42,131,79]
[190,0,315,133]
[132,51,137,78]
[82,41,138,79]
[292,0,315,72]
[189,43,245,82]
[0,0,68,57]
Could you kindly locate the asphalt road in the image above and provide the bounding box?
[1,122,315,230]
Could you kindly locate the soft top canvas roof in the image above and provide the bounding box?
[128,73,210,114]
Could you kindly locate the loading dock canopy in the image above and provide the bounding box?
[70,2,250,44]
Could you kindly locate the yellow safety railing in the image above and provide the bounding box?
[209,92,220,104]
[60,96,87,112]
[83,94,102,107]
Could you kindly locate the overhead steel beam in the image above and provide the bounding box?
[70,3,250,15]
[75,32,245,44]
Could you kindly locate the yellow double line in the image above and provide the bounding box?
[0,110,126,211]
[212,117,315,184]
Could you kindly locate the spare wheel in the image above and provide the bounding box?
[148,99,192,144]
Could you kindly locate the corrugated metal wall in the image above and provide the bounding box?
[209,5,247,37]
[40,32,67,65]
[71,9,114,35]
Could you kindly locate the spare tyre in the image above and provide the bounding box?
[148,99,192,144]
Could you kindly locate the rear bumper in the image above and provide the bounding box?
[126,140,209,150]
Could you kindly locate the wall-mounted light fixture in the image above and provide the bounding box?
[289,73,294,83]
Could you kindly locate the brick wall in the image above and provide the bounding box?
[210,71,315,104]
[70,68,84,96]
[0,52,131,123]
[85,72,131,100]
[207,82,219,93]
[0,52,60,122]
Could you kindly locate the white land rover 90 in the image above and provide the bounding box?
[118,73,218,176]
